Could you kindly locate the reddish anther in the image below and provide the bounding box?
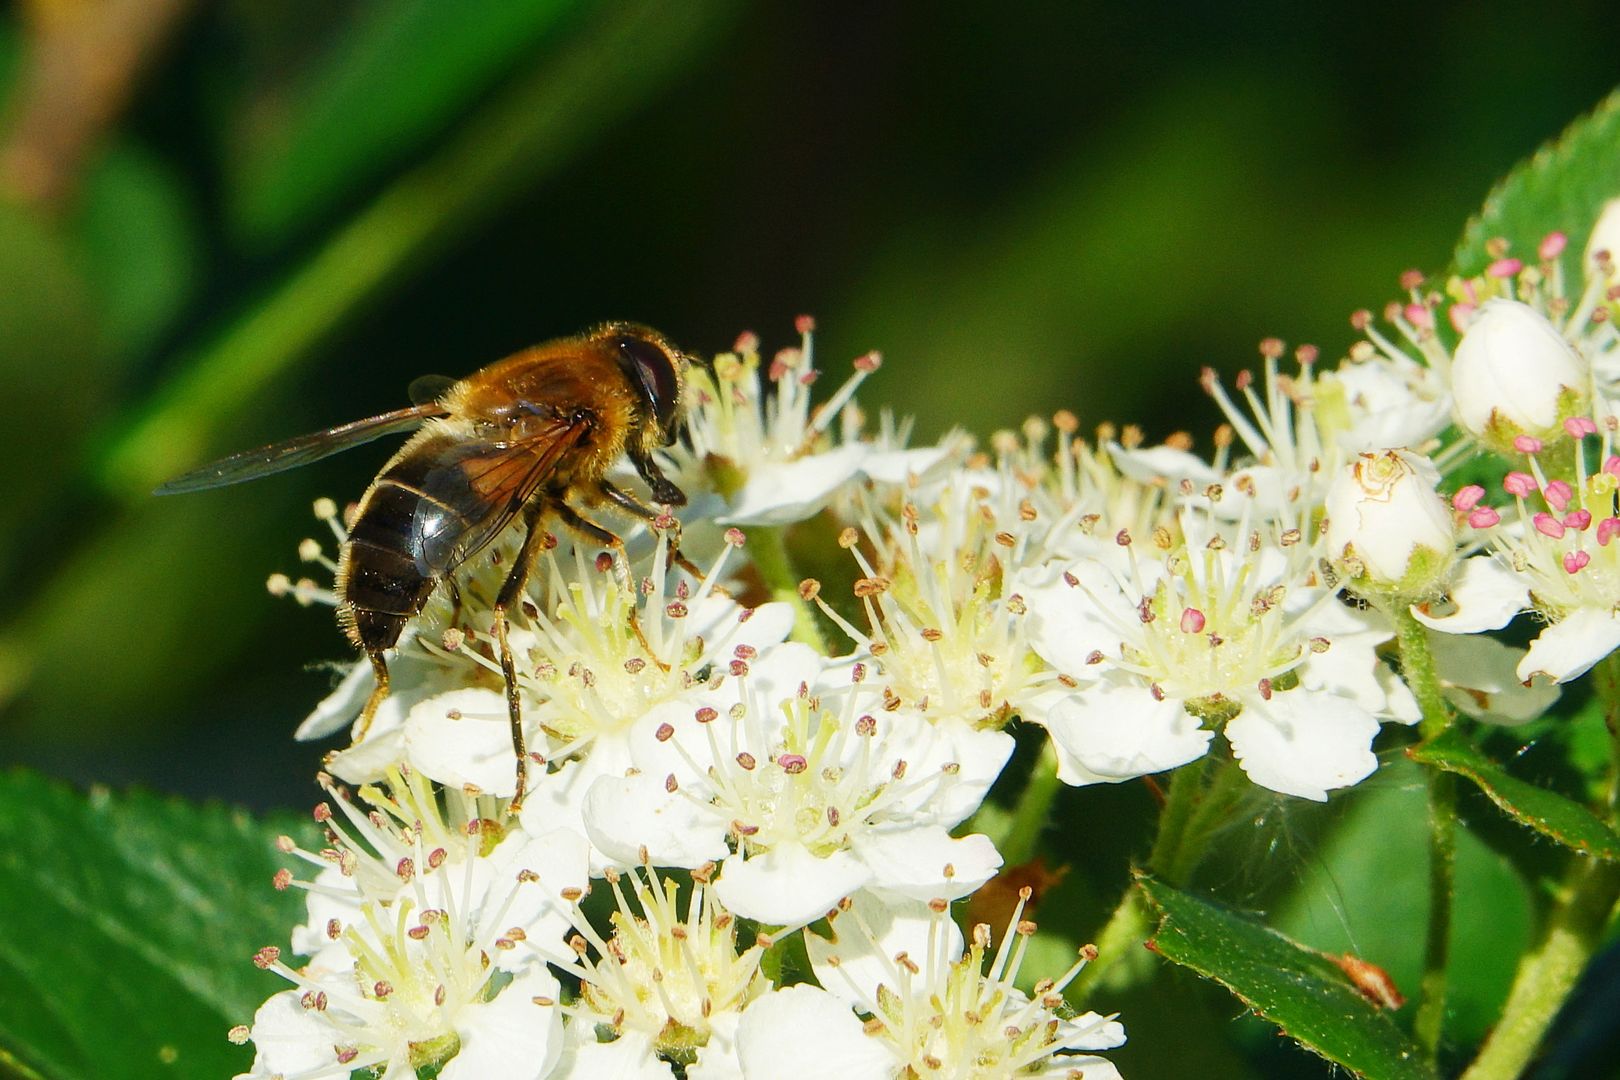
[1503,472,1539,498]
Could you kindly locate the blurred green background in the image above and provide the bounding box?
[2,0,1612,803]
[2,3,1617,1075]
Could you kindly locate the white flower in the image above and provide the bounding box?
[813,490,1055,739]
[545,866,766,1077]
[585,678,1005,927]
[666,320,888,527]
[1316,343,1452,453]
[1022,517,1415,800]
[1324,448,1456,594]
[752,890,1124,1080]
[347,533,794,823]
[272,769,589,974]
[239,774,584,1080]
[1451,299,1588,448]
[1196,343,1343,526]
[1421,433,1620,683]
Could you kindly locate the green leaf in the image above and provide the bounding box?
[1265,756,1532,1050]
[96,1,738,500]
[1137,873,1436,1080]
[1409,729,1620,861]
[225,0,579,246]
[75,141,199,355]
[1452,88,1620,276]
[0,770,310,1080]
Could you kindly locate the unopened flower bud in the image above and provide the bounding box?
[1584,197,1620,279]
[1451,299,1588,450]
[1325,448,1455,596]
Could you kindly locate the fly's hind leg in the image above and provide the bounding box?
[550,500,669,670]
[355,651,391,742]
[494,505,550,812]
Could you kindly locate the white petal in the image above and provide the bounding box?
[1030,682,1211,785]
[686,1043,746,1080]
[689,598,797,666]
[245,990,346,1076]
[582,775,730,869]
[1412,556,1527,633]
[714,844,872,927]
[1431,632,1561,724]
[552,1030,674,1079]
[290,864,360,956]
[720,446,869,525]
[1108,442,1221,486]
[294,660,373,741]
[857,827,1002,901]
[735,985,895,1080]
[806,893,962,1009]
[480,827,592,962]
[1055,1011,1128,1052]
[326,726,406,786]
[860,444,955,485]
[441,967,563,1080]
[1518,607,1620,684]
[1227,692,1381,801]
[1374,661,1422,726]
[1022,566,1134,675]
[405,688,524,796]
[901,721,1015,827]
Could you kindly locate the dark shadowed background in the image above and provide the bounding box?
[0,5,1615,1075]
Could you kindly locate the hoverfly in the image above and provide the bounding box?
[159,323,692,808]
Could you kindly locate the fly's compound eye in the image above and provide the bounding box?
[616,333,682,443]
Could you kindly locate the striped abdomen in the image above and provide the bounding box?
[336,429,484,652]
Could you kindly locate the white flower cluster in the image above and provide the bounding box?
[239,206,1620,1071]
[239,323,1123,1079]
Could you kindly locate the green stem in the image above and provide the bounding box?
[999,742,1063,866]
[1414,768,1457,1056]
[1396,607,1459,1057]
[747,525,828,653]
[1460,647,1620,1078]
[1596,651,1620,813]
[1066,885,1154,1004]
[1395,608,1453,741]
[1164,753,1247,885]
[1460,859,1620,1080]
[1147,758,1208,884]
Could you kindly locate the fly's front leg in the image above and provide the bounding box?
[494,504,549,812]
[600,476,704,580]
[551,500,670,671]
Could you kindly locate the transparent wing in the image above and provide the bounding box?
[408,374,457,406]
[408,416,590,577]
[154,404,447,495]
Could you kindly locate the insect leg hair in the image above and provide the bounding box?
[355,651,391,742]
[493,503,551,812]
